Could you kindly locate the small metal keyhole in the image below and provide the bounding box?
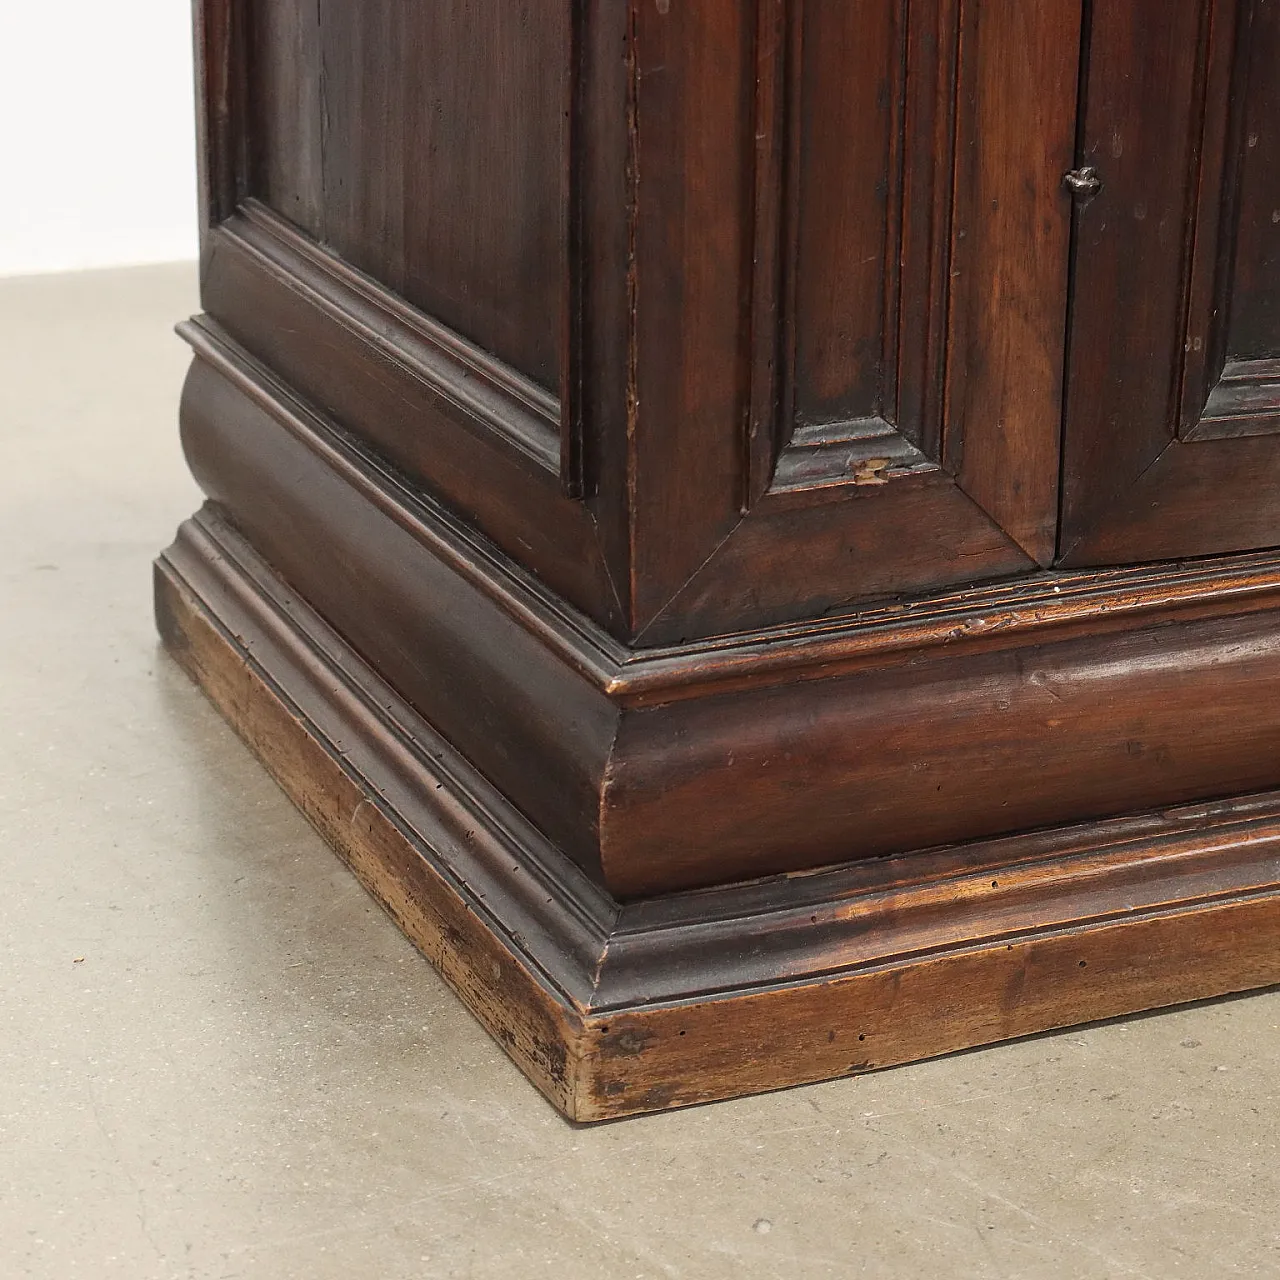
[1063,166,1104,200]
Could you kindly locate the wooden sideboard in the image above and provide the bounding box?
[157,0,1280,1119]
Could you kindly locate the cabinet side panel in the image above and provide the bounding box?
[315,1,407,295]
[244,0,569,392]
[400,1,569,390]
[177,347,618,880]
[248,0,325,236]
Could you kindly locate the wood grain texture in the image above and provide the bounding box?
[248,0,323,238]
[198,212,624,632]
[206,0,1280,634]
[315,0,406,293]
[622,0,755,626]
[1225,0,1280,360]
[604,607,1280,894]
[612,0,1078,636]
[170,0,1280,1118]
[945,0,1080,564]
[399,0,569,390]
[155,518,1280,1120]
[247,0,567,391]
[788,0,901,427]
[176,337,1280,897]
[1060,0,1280,564]
[178,336,620,884]
[193,0,245,249]
[1060,0,1205,540]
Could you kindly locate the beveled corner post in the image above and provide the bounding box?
[162,0,1280,1118]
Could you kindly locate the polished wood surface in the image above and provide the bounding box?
[176,327,1280,897]
[156,516,1280,1120]
[250,0,569,388]
[198,0,1280,636]
[161,0,1280,1112]
[1061,0,1280,564]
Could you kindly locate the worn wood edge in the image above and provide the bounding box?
[157,512,1280,1119]
[179,316,1280,706]
[155,548,603,1120]
[177,501,1280,959]
[228,202,562,472]
[580,896,1280,1119]
[179,338,1280,896]
[597,798,1280,1006]
[160,512,616,995]
[769,416,937,492]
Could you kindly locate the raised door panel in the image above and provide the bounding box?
[1060,0,1280,564]
[193,1,630,632]
[248,0,569,391]
[626,0,1083,640]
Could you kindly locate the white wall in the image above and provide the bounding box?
[0,2,199,277]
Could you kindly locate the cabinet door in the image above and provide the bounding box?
[1060,0,1280,564]
[611,0,1084,640]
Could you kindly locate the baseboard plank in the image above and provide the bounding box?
[156,508,1280,1121]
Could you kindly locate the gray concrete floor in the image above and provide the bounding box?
[2,264,1279,1280]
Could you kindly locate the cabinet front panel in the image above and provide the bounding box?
[790,0,900,430]
[626,0,1083,639]
[1189,0,1280,431]
[1061,0,1280,564]
[249,0,569,392]
[1226,1,1280,364]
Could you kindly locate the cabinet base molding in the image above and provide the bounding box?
[156,507,1280,1121]
[177,320,1280,900]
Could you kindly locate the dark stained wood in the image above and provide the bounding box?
[155,523,1280,1120]
[203,0,1280,634]
[621,0,756,626]
[945,0,1080,564]
[606,607,1280,894]
[175,344,1280,897]
[178,338,620,884]
[616,0,1082,636]
[1058,0,1217,550]
[893,0,960,460]
[575,0,634,577]
[207,0,1096,639]
[247,0,323,237]
[789,0,901,429]
[1225,0,1280,362]
[315,0,405,294]
[193,0,254,271]
[634,475,1031,645]
[399,0,569,391]
[168,0,1280,1114]
[1061,0,1280,564]
[247,0,567,392]
[197,212,625,631]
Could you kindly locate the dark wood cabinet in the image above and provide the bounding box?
[159,0,1280,1119]
[1063,0,1280,564]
